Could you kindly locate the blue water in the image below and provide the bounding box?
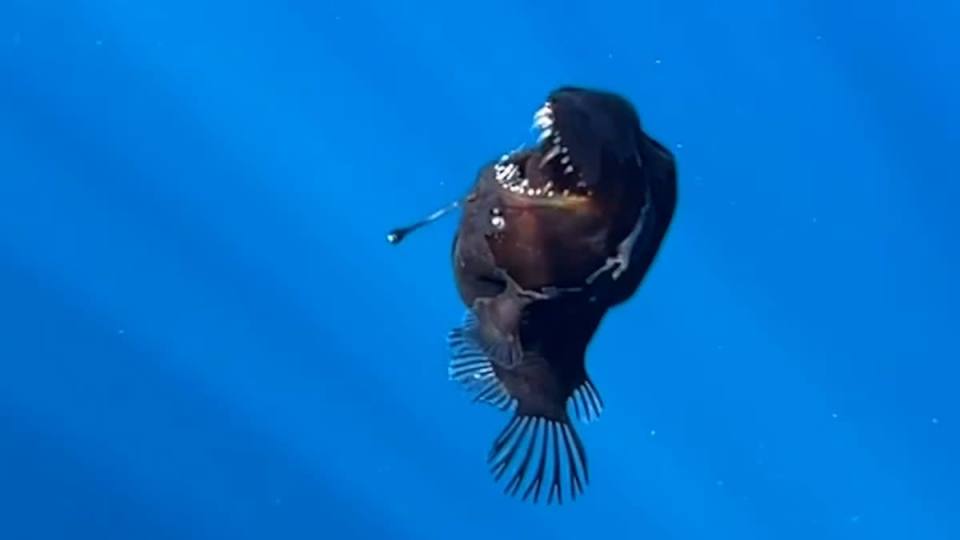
[1,1,958,539]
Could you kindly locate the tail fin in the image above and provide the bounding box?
[487,412,589,504]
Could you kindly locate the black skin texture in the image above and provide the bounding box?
[448,86,677,504]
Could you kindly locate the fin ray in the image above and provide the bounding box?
[447,310,516,411]
[570,376,604,423]
[487,413,589,504]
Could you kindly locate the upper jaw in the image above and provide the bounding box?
[531,101,578,177]
[491,101,590,201]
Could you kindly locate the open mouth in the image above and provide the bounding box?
[493,101,591,201]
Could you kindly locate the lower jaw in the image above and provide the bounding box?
[500,188,590,209]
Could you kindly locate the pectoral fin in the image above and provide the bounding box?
[447,271,536,409]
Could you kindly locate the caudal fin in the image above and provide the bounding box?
[487,413,589,504]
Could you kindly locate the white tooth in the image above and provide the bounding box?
[562,189,570,196]
[497,163,519,182]
[535,116,553,130]
[544,181,553,190]
[561,146,568,153]
[564,165,575,175]
[547,190,555,197]
[527,188,535,196]
[538,128,553,142]
[561,155,570,164]
[540,145,562,167]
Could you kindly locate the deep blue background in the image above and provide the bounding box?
[1,1,957,538]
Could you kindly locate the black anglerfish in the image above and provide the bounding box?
[389,86,678,504]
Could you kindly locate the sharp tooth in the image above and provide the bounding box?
[564,165,575,175]
[534,117,553,130]
[538,128,553,142]
[496,162,519,182]
[561,146,568,153]
[561,155,570,164]
[540,145,562,168]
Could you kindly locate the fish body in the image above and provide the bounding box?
[447,87,678,504]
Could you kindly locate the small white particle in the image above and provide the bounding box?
[932,417,940,425]
[831,412,838,419]
[675,143,684,149]
[654,58,662,65]
[117,329,125,335]
[649,429,657,437]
